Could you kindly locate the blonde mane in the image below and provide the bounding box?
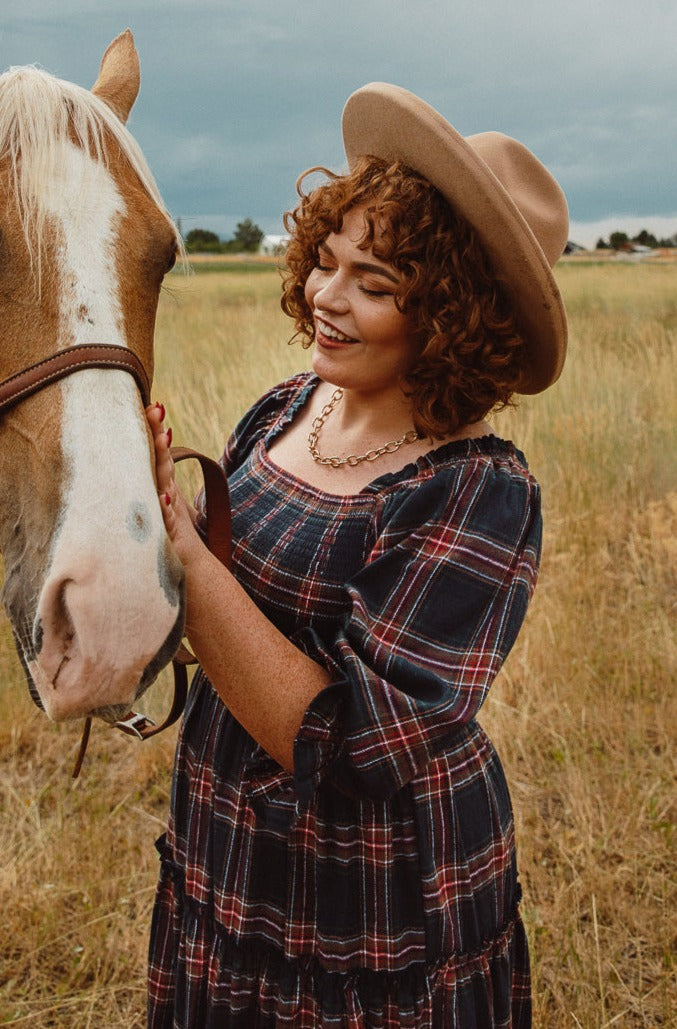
[0,64,183,266]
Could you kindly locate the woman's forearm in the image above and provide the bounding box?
[182,542,330,771]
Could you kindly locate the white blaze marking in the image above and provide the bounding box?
[41,140,154,512]
[42,140,127,348]
[34,141,177,707]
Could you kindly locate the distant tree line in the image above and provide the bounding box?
[184,219,677,256]
[595,229,677,250]
[184,218,265,254]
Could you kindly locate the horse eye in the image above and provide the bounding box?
[165,246,178,274]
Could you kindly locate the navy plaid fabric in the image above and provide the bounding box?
[148,374,540,1027]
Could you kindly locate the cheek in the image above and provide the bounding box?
[380,309,414,350]
[304,272,319,309]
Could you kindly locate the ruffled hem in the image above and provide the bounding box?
[148,837,531,1029]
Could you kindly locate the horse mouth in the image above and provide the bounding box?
[90,596,187,725]
[24,590,186,724]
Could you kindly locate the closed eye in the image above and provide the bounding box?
[359,284,390,297]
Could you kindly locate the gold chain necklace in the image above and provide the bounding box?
[308,387,421,468]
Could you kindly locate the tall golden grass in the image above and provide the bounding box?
[0,262,674,1026]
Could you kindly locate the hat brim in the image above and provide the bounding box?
[341,83,567,394]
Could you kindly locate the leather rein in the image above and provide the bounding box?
[0,343,231,776]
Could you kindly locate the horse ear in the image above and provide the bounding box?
[91,29,140,125]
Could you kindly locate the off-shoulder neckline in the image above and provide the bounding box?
[258,374,527,502]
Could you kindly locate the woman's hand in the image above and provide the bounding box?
[146,402,202,568]
[146,403,329,771]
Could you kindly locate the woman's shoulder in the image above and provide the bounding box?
[372,434,536,496]
[223,372,314,469]
[370,434,541,541]
[245,371,315,429]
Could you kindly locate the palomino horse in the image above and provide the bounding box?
[0,31,187,727]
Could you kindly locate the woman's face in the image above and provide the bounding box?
[304,206,415,397]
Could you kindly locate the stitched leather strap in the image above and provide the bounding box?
[170,446,232,569]
[0,344,151,415]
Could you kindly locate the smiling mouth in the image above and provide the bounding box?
[315,317,358,343]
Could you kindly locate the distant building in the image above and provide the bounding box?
[260,234,289,255]
[564,240,585,254]
[616,242,652,254]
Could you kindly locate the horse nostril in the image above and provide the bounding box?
[44,579,76,655]
[33,618,44,656]
[30,576,81,706]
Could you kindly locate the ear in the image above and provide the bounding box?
[91,29,140,125]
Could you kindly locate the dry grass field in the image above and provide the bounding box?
[0,261,674,1026]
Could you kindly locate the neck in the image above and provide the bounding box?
[308,381,422,469]
[331,381,415,434]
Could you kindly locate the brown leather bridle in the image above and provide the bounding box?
[0,343,151,415]
[0,343,232,776]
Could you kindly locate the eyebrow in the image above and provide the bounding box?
[319,241,400,285]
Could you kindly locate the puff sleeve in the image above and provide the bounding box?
[292,451,542,804]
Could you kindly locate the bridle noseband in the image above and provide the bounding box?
[0,343,151,415]
[0,342,231,776]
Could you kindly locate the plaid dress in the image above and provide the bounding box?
[148,373,540,1028]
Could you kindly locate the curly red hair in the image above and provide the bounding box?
[281,156,528,438]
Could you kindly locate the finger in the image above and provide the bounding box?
[146,401,167,442]
[159,489,177,538]
[146,400,166,423]
[159,483,195,547]
[155,429,175,493]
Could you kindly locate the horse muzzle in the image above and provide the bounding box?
[28,539,185,721]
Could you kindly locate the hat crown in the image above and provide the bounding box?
[465,131,569,269]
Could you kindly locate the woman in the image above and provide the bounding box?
[146,83,568,1027]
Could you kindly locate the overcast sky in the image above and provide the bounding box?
[3,0,676,247]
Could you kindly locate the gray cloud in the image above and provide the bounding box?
[3,1,676,239]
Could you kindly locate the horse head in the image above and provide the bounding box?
[0,31,186,724]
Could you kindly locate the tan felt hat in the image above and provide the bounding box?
[342,83,569,393]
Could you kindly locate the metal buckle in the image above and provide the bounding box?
[113,711,157,739]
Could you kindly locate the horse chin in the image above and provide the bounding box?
[91,701,138,725]
[90,604,187,726]
[24,686,128,726]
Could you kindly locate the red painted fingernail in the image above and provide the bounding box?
[166,426,173,446]
[164,493,171,506]
[155,401,166,421]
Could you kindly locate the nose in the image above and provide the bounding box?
[31,542,185,720]
[312,271,350,313]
